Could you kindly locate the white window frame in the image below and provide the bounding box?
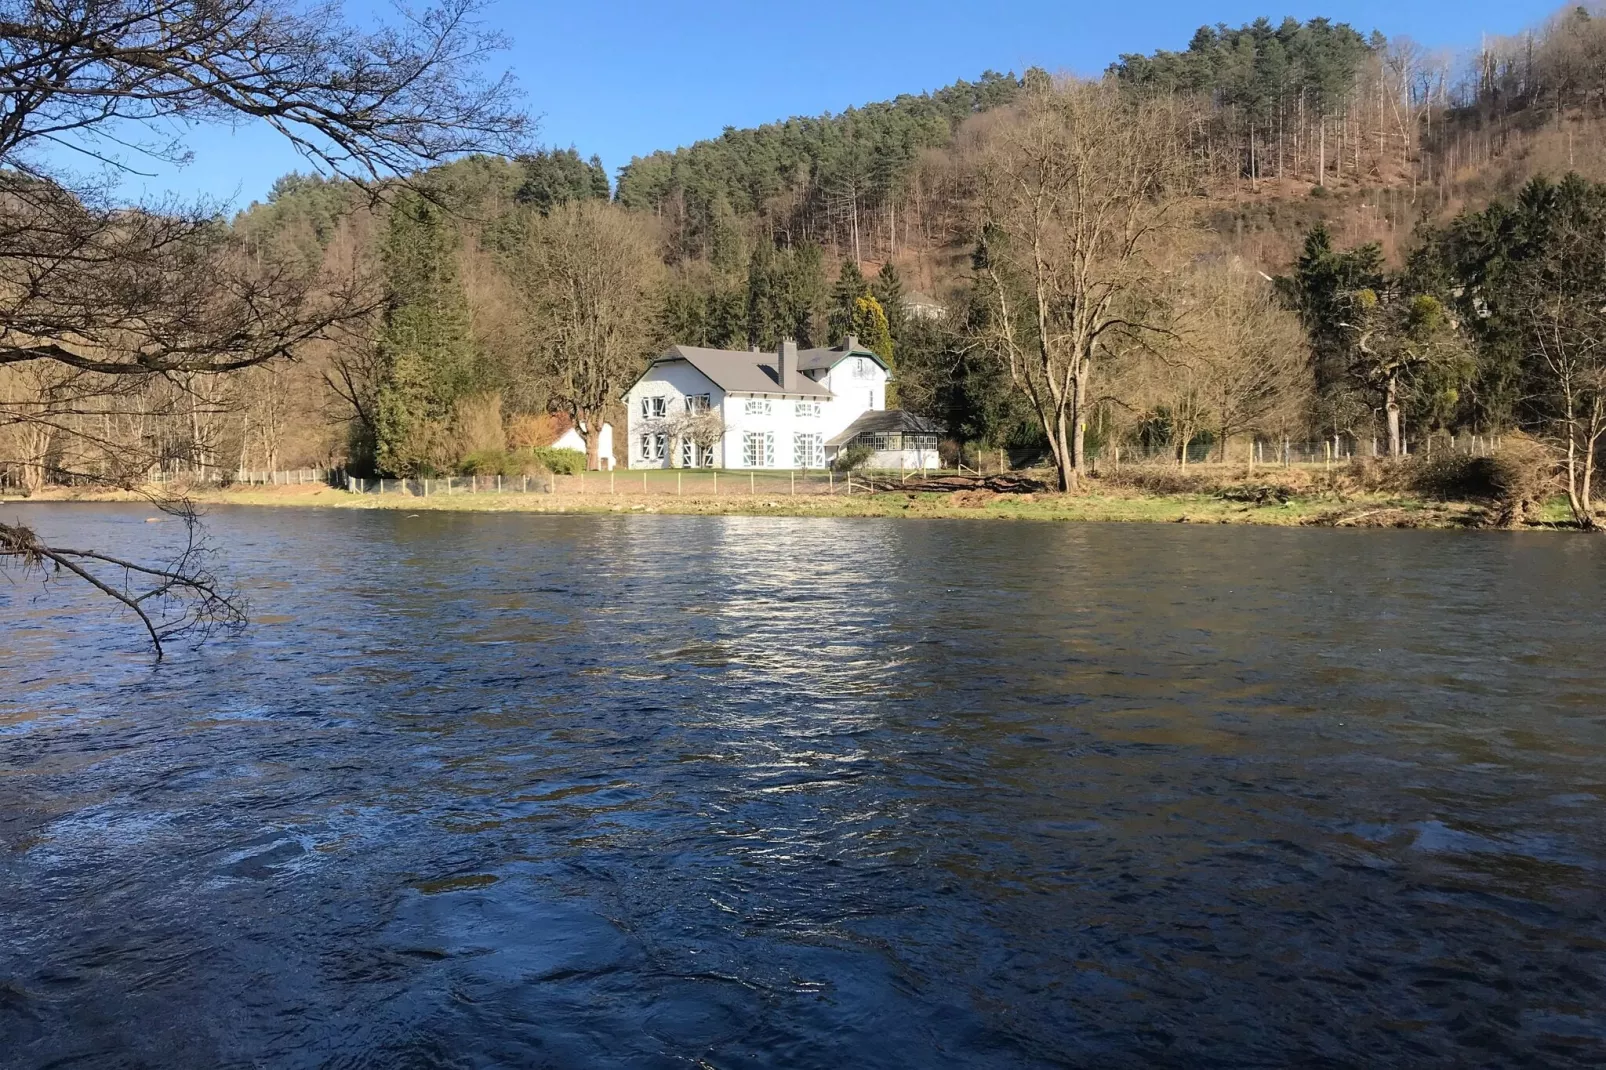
[641,395,667,419]
[744,398,772,417]
[641,433,666,461]
[793,432,824,469]
[685,393,711,413]
[742,431,774,468]
[794,401,821,418]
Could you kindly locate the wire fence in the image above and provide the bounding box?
[348,469,938,498]
[1092,433,1509,469]
[144,467,340,486]
[104,432,1515,500]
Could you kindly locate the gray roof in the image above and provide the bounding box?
[796,342,888,374]
[827,409,947,448]
[655,345,834,397]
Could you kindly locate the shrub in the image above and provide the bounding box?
[832,443,873,472]
[457,449,512,476]
[457,448,571,478]
[1406,435,1553,526]
[530,447,585,475]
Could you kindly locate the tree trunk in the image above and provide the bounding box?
[1052,406,1074,493]
[1385,375,1403,458]
[1067,361,1089,490]
[580,411,600,471]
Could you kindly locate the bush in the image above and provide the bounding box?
[1406,435,1553,526]
[530,447,585,475]
[832,443,873,472]
[457,448,579,478]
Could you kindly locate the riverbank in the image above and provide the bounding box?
[5,478,1575,529]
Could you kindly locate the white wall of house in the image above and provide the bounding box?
[812,355,887,440]
[625,352,889,470]
[551,424,614,469]
[623,361,727,468]
[863,447,941,471]
[719,395,832,470]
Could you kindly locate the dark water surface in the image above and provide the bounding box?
[2,505,1604,1068]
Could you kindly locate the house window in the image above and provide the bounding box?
[852,357,874,380]
[640,396,667,419]
[794,401,821,418]
[793,432,824,469]
[640,433,666,461]
[685,393,711,412]
[744,399,771,417]
[742,431,774,468]
[869,433,894,451]
[682,440,714,468]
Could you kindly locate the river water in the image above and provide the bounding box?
[1,505,1603,1068]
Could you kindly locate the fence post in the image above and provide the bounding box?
[749,471,754,496]
[523,475,528,493]
[791,471,795,496]
[678,472,683,496]
[713,471,717,496]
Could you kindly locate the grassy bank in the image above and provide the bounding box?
[7,475,1578,529]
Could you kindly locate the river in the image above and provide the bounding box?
[1,505,1603,1068]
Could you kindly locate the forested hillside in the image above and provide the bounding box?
[9,4,1606,525]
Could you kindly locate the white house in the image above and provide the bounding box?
[624,336,939,470]
[539,415,615,469]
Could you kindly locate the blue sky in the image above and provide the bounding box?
[117,0,1566,210]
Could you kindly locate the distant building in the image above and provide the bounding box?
[622,336,944,470]
[532,413,614,470]
[902,291,948,321]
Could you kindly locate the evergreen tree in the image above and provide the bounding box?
[1284,224,1384,430]
[515,147,609,215]
[871,262,906,344]
[372,192,479,476]
[828,259,867,342]
[587,154,611,201]
[746,242,826,349]
[850,294,896,404]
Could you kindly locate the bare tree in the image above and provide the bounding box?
[1516,282,1606,529]
[0,0,527,654]
[969,79,1199,491]
[508,201,663,470]
[1179,262,1312,462]
[665,407,727,468]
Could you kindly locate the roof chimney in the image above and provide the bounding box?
[845,334,859,353]
[778,339,798,391]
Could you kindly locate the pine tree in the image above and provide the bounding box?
[372,192,478,476]
[587,154,611,201]
[828,258,867,342]
[871,262,906,344]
